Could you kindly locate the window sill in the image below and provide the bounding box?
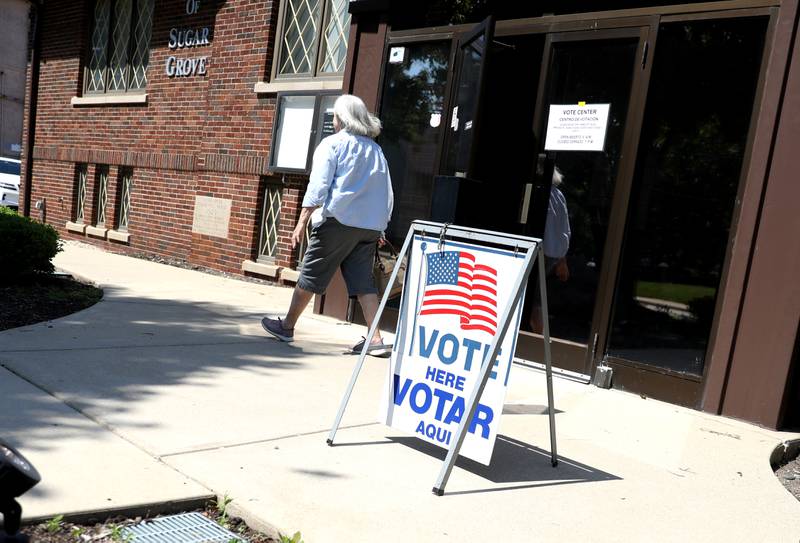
[85,225,108,238]
[280,268,300,283]
[107,229,130,243]
[242,259,279,278]
[65,221,86,234]
[253,79,343,94]
[71,94,148,107]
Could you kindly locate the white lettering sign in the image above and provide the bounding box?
[167,2,211,78]
[166,56,208,77]
[544,103,611,152]
[382,236,526,465]
[168,27,211,49]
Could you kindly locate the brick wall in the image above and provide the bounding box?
[21,0,307,277]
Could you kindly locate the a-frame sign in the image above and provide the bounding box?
[327,221,557,495]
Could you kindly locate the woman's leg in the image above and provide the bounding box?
[282,286,315,329]
[356,293,383,344]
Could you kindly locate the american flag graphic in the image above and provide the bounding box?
[419,251,499,336]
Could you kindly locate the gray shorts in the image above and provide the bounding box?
[297,217,381,296]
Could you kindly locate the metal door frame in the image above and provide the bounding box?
[378,28,465,178]
[510,7,777,402]
[370,2,779,403]
[601,7,779,407]
[512,23,656,378]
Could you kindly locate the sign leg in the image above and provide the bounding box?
[327,229,415,445]
[327,349,370,446]
[432,247,537,495]
[537,250,558,467]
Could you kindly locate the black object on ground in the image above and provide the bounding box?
[0,440,41,542]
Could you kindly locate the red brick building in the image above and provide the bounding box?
[20,0,800,430]
[20,0,349,282]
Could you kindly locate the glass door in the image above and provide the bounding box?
[442,16,494,179]
[346,35,455,329]
[603,16,770,403]
[516,26,651,376]
[369,11,771,406]
[379,39,453,246]
[368,21,491,328]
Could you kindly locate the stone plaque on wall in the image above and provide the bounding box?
[192,196,231,238]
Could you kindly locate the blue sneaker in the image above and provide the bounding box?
[261,317,294,342]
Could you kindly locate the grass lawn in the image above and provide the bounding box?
[635,281,715,305]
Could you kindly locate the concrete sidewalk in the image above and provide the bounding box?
[1,241,798,542]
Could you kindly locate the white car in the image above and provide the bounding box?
[0,157,21,209]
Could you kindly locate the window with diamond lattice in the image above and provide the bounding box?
[116,167,133,231]
[94,165,109,227]
[86,0,154,94]
[74,164,88,223]
[258,182,283,262]
[275,0,351,79]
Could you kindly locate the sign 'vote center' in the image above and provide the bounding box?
[545,103,611,151]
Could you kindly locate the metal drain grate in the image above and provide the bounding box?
[121,512,247,543]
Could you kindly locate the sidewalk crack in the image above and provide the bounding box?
[158,422,382,458]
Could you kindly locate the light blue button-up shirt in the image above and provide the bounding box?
[302,130,394,232]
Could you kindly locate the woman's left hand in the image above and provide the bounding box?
[291,207,316,249]
[291,224,305,249]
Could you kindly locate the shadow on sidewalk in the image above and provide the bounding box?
[0,285,353,456]
[330,430,619,494]
[387,433,620,495]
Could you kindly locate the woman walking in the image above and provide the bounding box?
[261,95,394,357]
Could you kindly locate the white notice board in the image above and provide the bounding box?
[544,103,611,151]
[383,235,526,465]
[274,95,315,169]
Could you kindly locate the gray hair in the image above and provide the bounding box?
[552,166,564,186]
[334,94,382,138]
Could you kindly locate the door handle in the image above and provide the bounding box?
[528,153,554,238]
[641,40,649,69]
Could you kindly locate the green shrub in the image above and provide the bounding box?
[0,207,62,280]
